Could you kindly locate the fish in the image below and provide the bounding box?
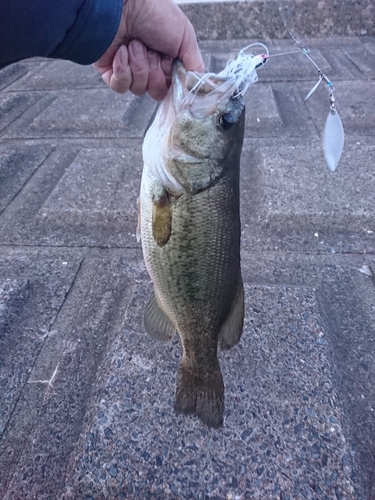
[138,60,245,428]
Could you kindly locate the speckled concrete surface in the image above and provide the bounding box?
[61,281,357,500]
[3,250,374,499]
[0,7,375,500]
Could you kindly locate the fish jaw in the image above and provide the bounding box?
[172,60,236,117]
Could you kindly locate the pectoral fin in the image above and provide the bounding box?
[152,189,172,247]
[219,280,244,350]
[144,291,176,341]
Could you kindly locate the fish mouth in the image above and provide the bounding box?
[172,60,242,118]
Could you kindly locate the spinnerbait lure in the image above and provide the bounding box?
[301,45,344,172]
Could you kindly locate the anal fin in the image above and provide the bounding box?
[144,291,176,341]
[219,279,244,350]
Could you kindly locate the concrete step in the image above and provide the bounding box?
[179,0,375,40]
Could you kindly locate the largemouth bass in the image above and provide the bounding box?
[139,61,246,428]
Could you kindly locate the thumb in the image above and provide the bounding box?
[178,20,205,72]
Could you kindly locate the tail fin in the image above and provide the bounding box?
[174,359,224,428]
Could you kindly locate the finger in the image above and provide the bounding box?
[93,46,117,81]
[110,45,133,94]
[147,51,168,101]
[95,65,113,88]
[128,39,149,96]
[93,59,114,88]
[179,20,205,72]
[161,56,173,88]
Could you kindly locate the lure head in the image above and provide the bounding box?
[254,54,269,69]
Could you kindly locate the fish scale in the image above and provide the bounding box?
[143,178,240,320]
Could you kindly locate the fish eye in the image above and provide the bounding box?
[218,113,236,130]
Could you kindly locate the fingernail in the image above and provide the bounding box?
[131,40,145,61]
[118,45,128,66]
[147,51,159,71]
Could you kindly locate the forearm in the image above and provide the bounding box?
[0,0,123,69]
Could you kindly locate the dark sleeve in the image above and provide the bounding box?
[0,0,123,69]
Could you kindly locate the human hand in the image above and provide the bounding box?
[93,0,204,100]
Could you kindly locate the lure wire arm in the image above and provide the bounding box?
[298,44,337,114]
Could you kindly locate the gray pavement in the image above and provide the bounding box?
[1,8,375,500]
